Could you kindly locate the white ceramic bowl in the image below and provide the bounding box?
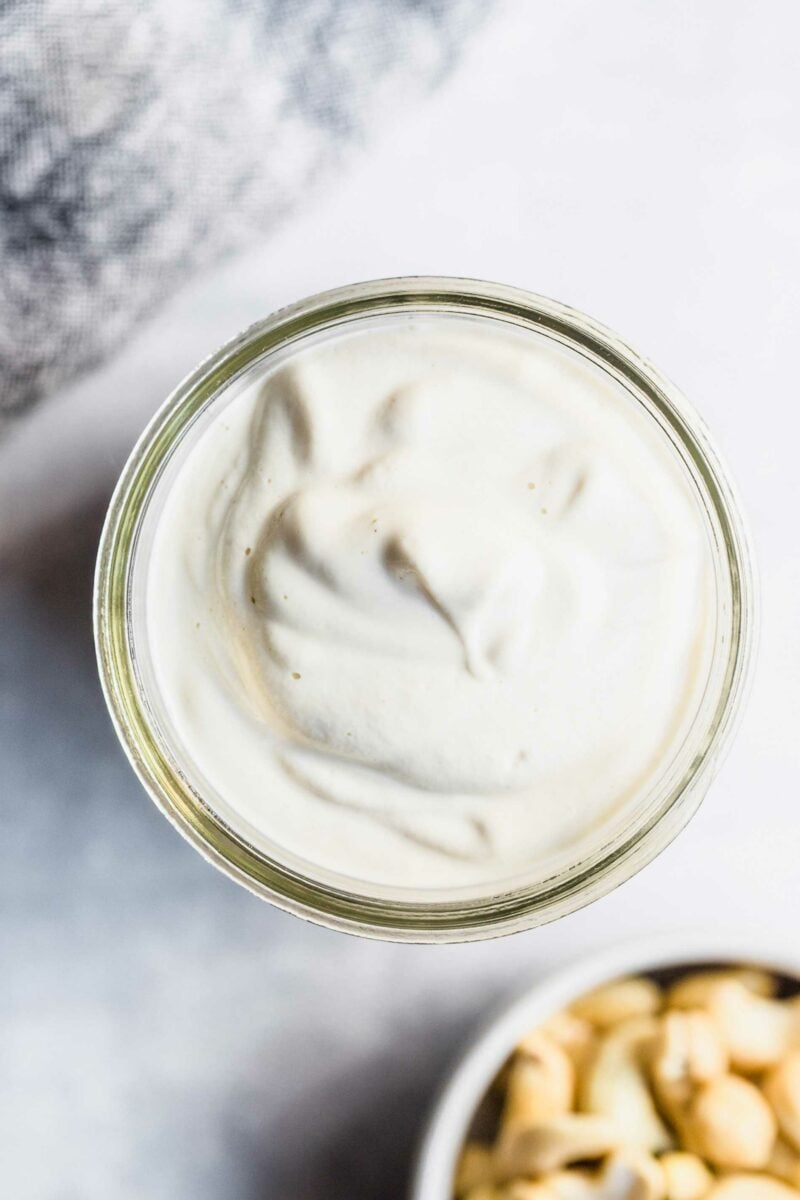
[411,931,800,1200]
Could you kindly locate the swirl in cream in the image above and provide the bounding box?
[146,320,714,888]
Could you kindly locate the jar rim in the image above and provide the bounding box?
[93,277,756,942]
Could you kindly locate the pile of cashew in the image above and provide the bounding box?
[454,968,800,1200]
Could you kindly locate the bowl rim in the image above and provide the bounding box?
[409,929,800,1200]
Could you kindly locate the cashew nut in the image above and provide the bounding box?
[667,969,776,1010]
[456,1144,495,1196]
[683,1073,776,1170]
[579,1016,672,1153]
[513,1172,596,1200]
[500,1032,575,1135]
[531,1173,597,1200]
[495,1114,621,1180]
[659,1152,713,1200]
[704,1176,800,1199]
[769,1139,800,1189]
[571,979,663,1028]
[537,1013,596,1076]
[650,1009,728,1126]
[765,1052,800,1153]
[598,1148,665,1200]
[516,1152,664,1200]
[503,1180,578,1200]
[705,981,799,1072]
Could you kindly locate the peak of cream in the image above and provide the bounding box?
[145,319,714,889]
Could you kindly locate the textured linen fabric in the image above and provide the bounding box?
[0,0,486,418]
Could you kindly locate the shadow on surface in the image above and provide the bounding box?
[0,486,197,898]
[2,491,109,644]
[238,1021,475,1200]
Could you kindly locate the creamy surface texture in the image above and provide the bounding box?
[145,319,714,890]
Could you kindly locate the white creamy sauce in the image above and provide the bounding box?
[145,319,714,889]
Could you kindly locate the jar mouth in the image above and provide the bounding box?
[94,277,756,942]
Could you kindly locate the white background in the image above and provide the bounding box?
[2,3,800,1196]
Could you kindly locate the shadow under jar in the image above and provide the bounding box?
[94,278,754,942]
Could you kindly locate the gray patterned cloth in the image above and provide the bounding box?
[0,0,486,419]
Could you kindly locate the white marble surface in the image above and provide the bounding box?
[2,3,800,1196]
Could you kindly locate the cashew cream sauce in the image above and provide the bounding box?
[145,319,715,889]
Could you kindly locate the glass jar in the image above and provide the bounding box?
[94,278,755,942]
